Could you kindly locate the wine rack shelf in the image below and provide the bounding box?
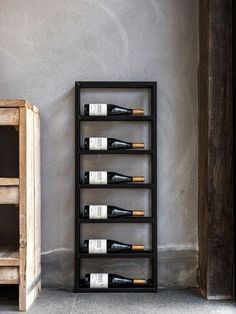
[78,150,153,155]
[79,116,153,121]
[78,252,154,258]
[78,218,154,223]
[78,184,154,189]
[78,287,154,293]
[75,81,157,293]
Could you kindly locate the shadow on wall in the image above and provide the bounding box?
[41,87,75,290]
[42,249,198,290]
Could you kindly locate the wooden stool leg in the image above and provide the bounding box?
[19,281,26,312]
[18,107,41,311]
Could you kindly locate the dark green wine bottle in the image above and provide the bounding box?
[82,239,144,253]
[82,273,146,288]
[83,171,144,184]
[81,205,144,219]
[84,104,144,116]
[84,137,144,150]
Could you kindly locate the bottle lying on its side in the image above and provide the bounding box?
[81,273,148,288]
[83,171,145,184]
[84,104,144,116]
[81,239,144,254]
[81,205,144,219]
[84,137,144,150]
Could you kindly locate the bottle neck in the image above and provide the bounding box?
[109,207,132,217]
[110,276,132,285]
[109,174,132,183]
[132,143,144,149]
[109,242,131,251]
[132,176,145,182]
[108,139,132,149]
[132,109,144,116]
[133,279,146,285]
[131,245,144,251]
[132,210,144,216]
[108,105,132,115]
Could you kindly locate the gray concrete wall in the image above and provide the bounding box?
[0,0,198,289]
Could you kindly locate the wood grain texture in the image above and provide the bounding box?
[18,107,41,311]
[25,108,34,297]
[19,107,27,311]
[0,100,40,310]
[0,100,39,114]
[0,186,19,204]
[0,178,19,186]
[0,246,19,266]
[198,0,209,299]
[25,108,41,310]
[0,108,19,125]
[198,0,233,300]
[33,110,41,299]
[0,267,19,284]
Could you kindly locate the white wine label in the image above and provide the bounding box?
[89,137,108,150]
[89,239,107,254]
[89,171,107,184]
[89,104,107,116]
[89,205,108,219]
[90,273,108,288]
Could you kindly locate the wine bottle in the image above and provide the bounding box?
[84,137,144,150]
[81,205,144,219]
[84,104,144,116]
[82,239,144,254]
[82,273,146,288]
[83,171,144,184]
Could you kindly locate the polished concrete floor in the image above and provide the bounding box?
[0,289,235,313]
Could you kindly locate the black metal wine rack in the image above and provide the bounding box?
[75,81,157,292]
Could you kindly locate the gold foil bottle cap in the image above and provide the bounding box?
[133,279,146,285]
[132,109,144,116]
[132,143,144,149]
[132,210,144,217]
[132,176,145,182]
[132,245,144,251]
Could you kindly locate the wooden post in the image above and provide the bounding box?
[19,106,41,311]
[198,0,233,300]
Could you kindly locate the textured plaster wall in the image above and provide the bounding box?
[0,0,198,289]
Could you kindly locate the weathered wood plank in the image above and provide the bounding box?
[0,100,40,310]
[198,0,233,300]
[0,246,19,266]
[0,100,26,107]
[0,100,39,114]
[33,110,41,298]
[0,108,19,125]
[19,107,27,312]
[0,267,19,284]
[25,107,36,311]
[0,178,19,186]
[18,107,41,312]
[0,186,19,204]
[198,0,209,299]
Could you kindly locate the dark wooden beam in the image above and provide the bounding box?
[233,0,236,301]
[198,0,233,300]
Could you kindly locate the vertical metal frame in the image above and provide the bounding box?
[75,81,157,292]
